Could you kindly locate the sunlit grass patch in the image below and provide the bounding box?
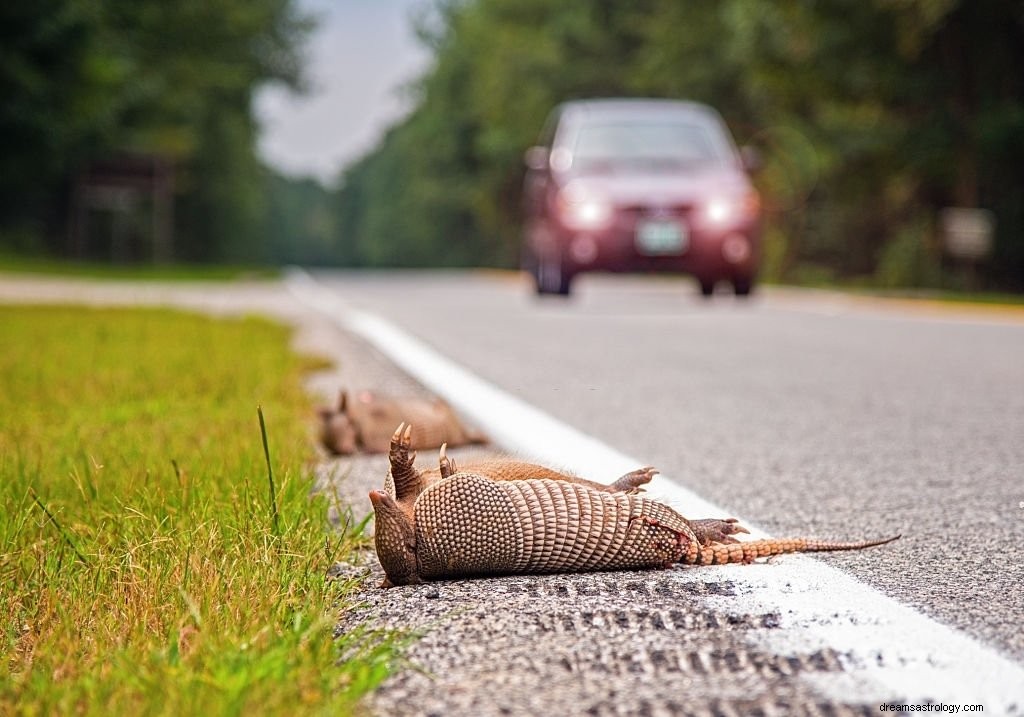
[0,305,394,715]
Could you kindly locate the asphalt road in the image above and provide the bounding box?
[310,270,1024,666]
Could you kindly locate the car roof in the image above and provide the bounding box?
[557,98,721,123]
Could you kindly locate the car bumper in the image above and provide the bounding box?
[530,216,762,280]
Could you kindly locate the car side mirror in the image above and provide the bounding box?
[740,145,762,174]
[524,146,549,171]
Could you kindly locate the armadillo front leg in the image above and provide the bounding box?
[608,466,658,494]
[387,422,423,502]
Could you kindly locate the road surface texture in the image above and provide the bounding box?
[4,271,1022,715]
[298,270,1024,716]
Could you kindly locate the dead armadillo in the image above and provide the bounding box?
[319,390,487,455]
[369,424,899,587]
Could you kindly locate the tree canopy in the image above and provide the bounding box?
[0,0,309,262]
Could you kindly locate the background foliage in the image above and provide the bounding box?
[0,0,308,263]
[2,0,1022,290]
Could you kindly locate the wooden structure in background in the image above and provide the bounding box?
[69,153,174,262]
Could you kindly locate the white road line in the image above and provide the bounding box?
[286,268,1024,711]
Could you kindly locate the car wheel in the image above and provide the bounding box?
[698,277,715,298]
[732,277,754,297]
[537,254,572,296]
[521,246,540,285]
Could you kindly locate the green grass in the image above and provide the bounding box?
[842,286,1024,307]
[762,265,1024,307]
[0,253,278,281]
[0,305,398,715]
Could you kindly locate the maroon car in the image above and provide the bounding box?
[521,99,762,296]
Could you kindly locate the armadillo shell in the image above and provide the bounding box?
[413,474,693,579]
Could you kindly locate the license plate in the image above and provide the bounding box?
[636,219,688,255]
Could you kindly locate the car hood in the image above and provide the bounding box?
[560,167,751,207]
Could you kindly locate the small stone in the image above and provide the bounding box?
[325,562,346,579]
[425,587,441,599]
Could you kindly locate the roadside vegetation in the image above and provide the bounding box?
[0,0,310,265]
[0,253,278,281]
[0,305,396,714]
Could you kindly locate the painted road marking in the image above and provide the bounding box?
[286,268,1024,711]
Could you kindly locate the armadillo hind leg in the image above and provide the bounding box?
[687,517,750,546]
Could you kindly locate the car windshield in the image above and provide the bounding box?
[571,120,729,171]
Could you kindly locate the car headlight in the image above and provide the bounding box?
[555,182,614,230]
[698,190,761,228]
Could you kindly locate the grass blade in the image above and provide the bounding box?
[257,405,281,538]
[30,488,89,566]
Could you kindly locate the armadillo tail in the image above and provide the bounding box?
[682,534,901,566]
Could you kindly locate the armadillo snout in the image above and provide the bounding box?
[370,490,422,587]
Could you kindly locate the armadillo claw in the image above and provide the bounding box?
[390,422,414,452]
[391,422,406,449]
[439,443,459,479]
[687,517,750,546]
[609,466,659,494]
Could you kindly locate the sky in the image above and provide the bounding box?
[255,0,432,185]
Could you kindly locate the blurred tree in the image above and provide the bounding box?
[0,0,310,263]
[264,172,337,266]
[334,0,655,268]
[0,1,114,250]
[718,0,1024,286]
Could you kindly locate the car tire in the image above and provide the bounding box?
[732,277,754,297]
[537,254,572,296]
[698,277,715,298]
[521,246,541,286]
